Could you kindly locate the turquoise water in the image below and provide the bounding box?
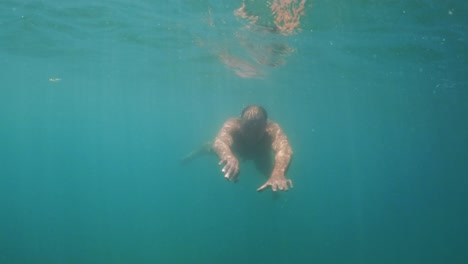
[1,0,467,263]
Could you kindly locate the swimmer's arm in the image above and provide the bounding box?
[268,121,293,175]
[257,121,293,192]
[213,118,241,181]
[212,118,240,160]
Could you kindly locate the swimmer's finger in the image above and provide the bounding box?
[256,183,269,192]
[271,183,278,192]
[233,173,240,183]
[279,182,286,191]
[225,167,232,179]
[224,165,235,180]
[287,179,293,189]
[229,166,239,180]
[221,163,229,173]
[222,161,234,174]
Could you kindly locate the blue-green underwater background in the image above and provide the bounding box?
[1,0,467,263]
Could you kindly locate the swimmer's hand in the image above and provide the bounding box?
[219,156,239,182]
[257,170,293,192]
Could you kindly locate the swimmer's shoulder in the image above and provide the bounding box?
[266,120,280,130]
[222,117,242,132]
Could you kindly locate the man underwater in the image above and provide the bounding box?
[182,105,293,192]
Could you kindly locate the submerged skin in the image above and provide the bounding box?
[181,106,293,192]
[213,116,293,192]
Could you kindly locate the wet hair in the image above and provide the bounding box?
[241,105,268,121]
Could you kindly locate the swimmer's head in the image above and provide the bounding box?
[240,105,268,142]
